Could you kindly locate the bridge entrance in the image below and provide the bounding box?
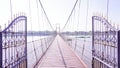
[0,0,120,68]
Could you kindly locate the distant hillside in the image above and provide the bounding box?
[27,31,57,36]
[61,31,92,35]
[27,31,92,36]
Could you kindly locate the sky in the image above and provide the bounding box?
[0,0,120,31]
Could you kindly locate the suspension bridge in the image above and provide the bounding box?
[0,0,120,68]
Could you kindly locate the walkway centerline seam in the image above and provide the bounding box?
[57,38,67,68]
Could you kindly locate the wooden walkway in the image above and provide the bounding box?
[36,35,87,68]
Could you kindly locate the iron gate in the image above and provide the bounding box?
[0,16,27,68]
[92,16,120,68]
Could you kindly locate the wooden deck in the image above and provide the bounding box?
[36,35,87,68]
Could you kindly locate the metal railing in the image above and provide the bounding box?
[60,34,92,68]
[27,36,56,68]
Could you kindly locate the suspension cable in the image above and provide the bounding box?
[106,0,109,19]
[62,0,79,31]
[76,0,82,31]
[35,0,46,58]
[35,0,43,39]
[38,0,54,31]
[10,0,13,20]
[82,0,89,57]
[28,0,38,62]
[75,0,82,51]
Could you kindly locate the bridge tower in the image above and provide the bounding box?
[56,23,60,34]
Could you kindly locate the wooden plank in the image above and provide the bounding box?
[36,35,87,68]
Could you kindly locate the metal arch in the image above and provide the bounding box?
[92,16,117,31]
[2,16,27,32]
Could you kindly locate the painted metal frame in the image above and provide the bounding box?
[0,16,27,68]
[118,30,120,68]
[92,16,119,68]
